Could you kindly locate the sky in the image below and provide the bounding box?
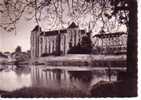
[0,17,35,53]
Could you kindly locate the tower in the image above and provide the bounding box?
[30,25,42,58]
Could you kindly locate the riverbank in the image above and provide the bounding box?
[0,87,90,98]
[31,54,126,67]
[90,79,137,97]
[0,79,136,97]
[0,54,126,67]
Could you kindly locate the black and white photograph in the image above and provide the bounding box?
[0,0,138,98]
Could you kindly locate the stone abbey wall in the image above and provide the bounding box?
[30,23,86,58]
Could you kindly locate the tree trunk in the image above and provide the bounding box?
[127,0,137,96]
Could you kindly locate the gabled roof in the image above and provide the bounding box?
[93,32,127,38]
[68,22,78,28]
[32,25,41,32]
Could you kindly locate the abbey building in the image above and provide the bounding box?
[30,22,87,58]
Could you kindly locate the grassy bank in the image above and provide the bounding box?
[1,79,136,97]
[90,79,137,97]
[31,54,126,67]
[1,87,90,98]
[1,54,126,67]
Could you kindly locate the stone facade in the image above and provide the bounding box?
[92,32,127,54]
[31,22,86,58]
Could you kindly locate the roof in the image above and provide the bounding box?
[44,31,58,36]
[68,22,78,28]
[32,25,41,32]
[93,32,127,38]
[40,29,67,36]
[40,29,86,36]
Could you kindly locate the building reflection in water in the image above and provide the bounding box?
[31,65,118,95]
[68,71,92,83]
[31,65,94,94]
[0,65,118,94]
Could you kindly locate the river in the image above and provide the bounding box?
[0,65,126,97]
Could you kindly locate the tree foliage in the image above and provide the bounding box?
[0,0,129,34]
[68,31,92,54]
[15,45,22,52]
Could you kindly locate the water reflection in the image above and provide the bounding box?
[0,65,31,92]
[14,67,31,76]
[0,65,124,95]
[30,65,118,94]
[68,71,92,83]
